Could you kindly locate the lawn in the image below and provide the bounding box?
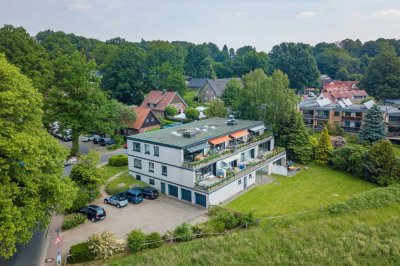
[105,173,146,195]
[107,204,400,266]
[226,164,376,217]
[100,164,128,180]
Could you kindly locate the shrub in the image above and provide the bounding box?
[127,229,146,253]
[165,105,178,117]
[185,107,199,120]
[70,164,102,186]
[68,188,90,212]
[62,213,86,230]
[214,210,239,230]
[69,242,94,264]
[145,232,162,249]
[204,220,225,233]
[87,232,125,259]
[107,144,121,151]
[108,154,128,167]
[173,223,193,242]
[328,185,400,214]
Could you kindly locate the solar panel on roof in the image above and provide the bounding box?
[343,99,353,106]
[338,101,346,108]
[363,100,375,109]
[317,98,331,107]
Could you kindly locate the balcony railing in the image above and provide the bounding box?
[303,114,314,118]
[315,115,329,120]
[182,132,273,169]
[194,147,286,192]
[342,116,362,121]
[387,132,400,137]
[342,126,361,132]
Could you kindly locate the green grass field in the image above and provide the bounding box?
[100,164,128,180]
[107,204,400,266]
[105,173,146,195]
[226,164,376,217]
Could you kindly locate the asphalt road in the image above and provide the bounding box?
[0,230,47,266]
[3,139,127,266]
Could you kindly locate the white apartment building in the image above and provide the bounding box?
[127,118,287,208]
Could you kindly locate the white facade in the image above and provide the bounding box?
[127,120,287,208]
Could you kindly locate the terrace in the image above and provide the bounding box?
[182,132,273,169]
[194,147,286,192]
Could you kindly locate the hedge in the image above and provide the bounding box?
[328,185,400,214]
[62,213,86,230]
[173,223,193,242]
[145,232,162,249]
[127,230,146,253]
[108,154,128,166]
[69,242,94,264]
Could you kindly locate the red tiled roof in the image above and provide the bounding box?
[129,107,159,130]
[140,90,186,111]
[323,80,359,91]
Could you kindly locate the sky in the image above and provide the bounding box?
[1,0,400,52]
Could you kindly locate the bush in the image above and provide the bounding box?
[165,105,178,117]
[204,220,226,233]
[69,242,94,264]
[209,206,240,230]
[127,229,146,253]
[62,213,86,230]
[185,107,199,120]
[87,232,125,259]
[107,144,121,151]
[108,154,128,166]
[68,188,90,212]
[145,232,162,249]
[70,164,103,186]
[173,223,193,242]
[328,185,400,214]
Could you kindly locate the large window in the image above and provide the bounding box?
[133,142,141,152]
[134,159,142,169]
[145,144,150,155]
[154,146,159,157]
[149,162,154,173]
[149,178,155,185]
[162,165,167,176]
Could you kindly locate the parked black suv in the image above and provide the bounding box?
[79,205,106,222]
[100,137,115,146]
[138,187,159,200]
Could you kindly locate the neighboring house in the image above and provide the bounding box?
[140,90,187,117]
[188,78,207,90]
[381,105,400,140]
[319,80,368,103]
[188,78,241,103]
[127,117,287,208]
[299,98,376,133]
[123,107,161,135]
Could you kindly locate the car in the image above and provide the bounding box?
[104,194,128,208]
[99,138,115,146]
[138,187,159,200]
[78,205,106,222]
[92,135,102,144]
[64,157,78,166]
[81,135,94,142]
[121,188,143,204]
[123,142,128,149]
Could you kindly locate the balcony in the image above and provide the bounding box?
[182,132,273,169]
[303,113,314,118]
[194,147,286,192]
[315,115,329,120]
[342,116,362,121]
[342,126,361,132]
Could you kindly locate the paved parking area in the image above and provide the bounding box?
[60,196,208,256]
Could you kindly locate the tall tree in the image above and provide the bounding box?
[148,62,187,94]
[315,125,333,164]
[100,43,147,105]
[276,111,313,164]
[358,105,386,143]
[237,69,298,130]
[0,25,53,92]
[221,79,242,110]
[0,54,77,259]
[45,51,135,155]
[362,51,400,99]
[269,42,321,90]
[204,100,228,118]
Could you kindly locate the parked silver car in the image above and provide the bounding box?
[104,194,128,208]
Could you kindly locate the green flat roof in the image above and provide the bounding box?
[127,117,264,149]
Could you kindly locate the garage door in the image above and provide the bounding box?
[168,184,178,198]
[181,188,192,202]
[195,193,207,207]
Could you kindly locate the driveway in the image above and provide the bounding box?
[59,196,208,256]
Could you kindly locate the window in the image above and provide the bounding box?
[145,144,150,154]
[238,179,242,185]
[136,175,141,181]
[151,117,154,122]
[133,142,141,152]
[344,112,351,116]
[249,174,253,179]
[134,159,142,169]
[154,146,159,157]
[162,165,167,176]
[334,111,340,117]
[146,119,149,123]
[149,162,154,173]
[149,178,155,185]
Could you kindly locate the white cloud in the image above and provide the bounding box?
[372,9,400,18]
[67,0,91,11]
[296,10,318,18]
